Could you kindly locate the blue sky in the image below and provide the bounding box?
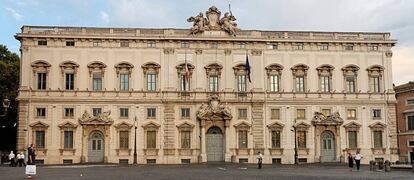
[1,0,413,85]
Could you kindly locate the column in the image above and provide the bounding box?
[225,120,231,162]
[200,120,206,162]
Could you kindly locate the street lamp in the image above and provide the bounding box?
[0,97,11,117]
[133,115,138,165]
[291,118,298,165]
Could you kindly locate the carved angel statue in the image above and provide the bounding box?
[81,110,92,120]
[220,12,238,36]
[99,110,112,121]
[187,12,207,35]
[328,111,342,122]
[313,112,326,121]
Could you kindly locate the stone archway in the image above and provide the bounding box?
[206,126,224,162]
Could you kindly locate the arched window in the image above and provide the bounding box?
[87,61,107,91]
[60,61,79,90]
[115,62,134,91]
[341,65,359,93]
[291,64,309,92]
[233,64,248,92]
[316,64,334,93]
[205,63,223,92]
[265,64,283,92]
[31,60,51,90]
[142,62,161,91]
[367,65,384,93]
[176,63,194,91]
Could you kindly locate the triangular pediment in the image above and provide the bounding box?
[369,122,386,129]
[114,122,133,129]
[142,122,161,129]
[234,121,251,130]
[267,122,285,130]
[29,121,49,128]
[294,122,310,130]
[343,122,361,129]
[58,121,78,128]
[177,122,195,129]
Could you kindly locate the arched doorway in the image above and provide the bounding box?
[206,126,224,162]
[88,131,104,163]
[320,130,336,162]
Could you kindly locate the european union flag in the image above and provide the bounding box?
[245,54,251,83]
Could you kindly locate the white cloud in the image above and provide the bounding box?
[100,11,110,23]
[5,7,23,21]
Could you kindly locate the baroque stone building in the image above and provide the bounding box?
[395,82,414,163]
[15,6,398,164]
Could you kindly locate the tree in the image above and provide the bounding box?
[0,44,20,151]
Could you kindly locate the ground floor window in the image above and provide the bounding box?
[297,131,306,148]
[64,130,73,149]
[146,131,156,149]
[36,131,46,149]
[181,131,191,148]
[271,130,281,148]
[348,131,357,148]
[238,130,248,148]
[119,131,129,149]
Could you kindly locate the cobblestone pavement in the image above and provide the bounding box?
[0,163,412,180]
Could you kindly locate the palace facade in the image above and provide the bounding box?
[15,6,398,165]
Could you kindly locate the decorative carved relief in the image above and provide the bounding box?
[114,122,133,130]
[187,6,238,36]
[233,64,247,75]
[311,111,344,126]
[204,63,223,76]
[265,64,283,76]
[163,48,175,54]
[78,110,113,125]
[316,64,334,76]
[195,48,203,55]
[294,122,310,131]
[31,60,51,74]
[291,64,309,76]
[87,61,106,76]
[142,62,161,74]
[341,64,360,76]
[142,122,161,130]
[368,122,386,130]
[197,94,232,121]
[114,61,134,76]
[224,49,231,55]
[366,65,384,77]
[385,50,393,58]
[176,63,195,74]
[59,61,79,75]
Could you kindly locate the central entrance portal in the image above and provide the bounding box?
[88,131,104,163]
[320,130,336,162]
[206,126,224,162]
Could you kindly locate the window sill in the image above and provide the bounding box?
[143,148,159,156]
[59,148,76,155]
[116,148,131,156]
[269,148,284,155]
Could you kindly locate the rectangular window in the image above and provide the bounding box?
[270,44,278,50]
[209,76,219,92]
[348,131,357,148]
[372,109,381,119]
[92,108,102,117]
[373,131,383,148]
[370,77,380,93]
[181,42,189,48]
[38,40,47,46]
[119,131,129,149]
[211,42,218,49]
[294,43,303,50]
[120,41,129,47]
[64,131,73,149]
[297,131,306,148]
[35,131,45,149]
[407,115,414,131]
[295,76,305,92]
[320,76,330,92]
[347,109,357,119]
[407,99,414,106]
[147,108,156,118]
[346,76,356,93]
[147,41,156,48]
[238,108,247,119]
[64,108,74,118]
[239,43,245,49]
[146,131,156,149]
[181,108,190,118]
[147,73,156,91]
[120,108,129,118]
[296,109,306,119]
[369,45,378,51]
[119,74,129,91]
[322,109,331,116]
[238,130,248,148]
[320,44,329,50]
[66,41,75,47]
[344,45,353,51]
[237,75,246,92]
[181,131,191,148]
[92,72,102,91]
[65,73,74,90]
[271,109,280,120]
[37,73,47,90]
[93,41,101,47]
[180,74,190,91]
[270,75,280,92]
[271,130,281,148]
[36,108,46,117]
[409,141,414,147]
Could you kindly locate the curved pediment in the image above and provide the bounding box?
[311,111,344,126]
[78,110,113,125]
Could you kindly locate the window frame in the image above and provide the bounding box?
[147,108,156,119]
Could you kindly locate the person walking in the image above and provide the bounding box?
[27,144,36,179]
[347,153,354,171]
[17,152,26,167]
[257,152,263,169]
[354,150,363,171]
[8,151,15,167]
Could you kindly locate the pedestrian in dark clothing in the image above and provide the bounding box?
[257,152,263,169]
[8,151,15,167]
[27,144,36,165]
[348,153,353,171]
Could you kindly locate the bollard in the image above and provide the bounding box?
[384,160,391,172]
[412,163,414,173]
[369,160,375,171]
[372,161,377,171]
[378,160,384,170]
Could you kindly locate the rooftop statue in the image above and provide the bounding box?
[187,6,238,36]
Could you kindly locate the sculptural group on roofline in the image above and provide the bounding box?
[187,6,238,36]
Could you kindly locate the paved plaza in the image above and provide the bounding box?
[0,163,412,180]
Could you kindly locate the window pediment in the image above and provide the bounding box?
[291,64,309,76]
[205,63,223,75]
[342,64,360,76]
[58,121,78,129]
[31,60,51,73]
[115,61,134,75]
[142,122,161,130]
[29,121,49,129]
[369,122,386,130]
[267,121,285,130]
[343,121,361,131]
[294,122,310,131]
[176,122,195,131]
[176,63,195,74]
[233,64,247,75]
[316,64,334,76]
[87,61,106,75]
[265,63,283,75]
[367,65,384,76]
[60,61,79,74]
[234,121,251,131]
[114,121,133,130]
[142,62,161,74]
